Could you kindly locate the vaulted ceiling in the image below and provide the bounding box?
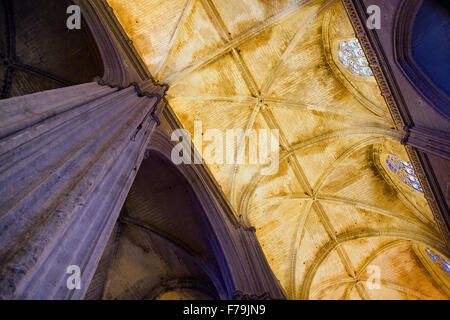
[107,0,450,299]
[0,0,103,99]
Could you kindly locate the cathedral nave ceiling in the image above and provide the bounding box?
[107,0,450,299]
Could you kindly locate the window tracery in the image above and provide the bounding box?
[337,39,373,77]
[385,155,423,192]
[425,248,450,277]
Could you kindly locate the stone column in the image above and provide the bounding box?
[233,226,287,300]
[0,80,167,299]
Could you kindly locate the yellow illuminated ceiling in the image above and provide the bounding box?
[107,0,450,299]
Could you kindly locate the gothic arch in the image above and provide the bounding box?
[299,230,449,299]
[322,5,386,117]
[394,0,450,119]
[145,127,286,299]
[90,146,228,300]
[145,278,219,300]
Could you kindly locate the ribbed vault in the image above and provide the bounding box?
[107,0,450,299]
[0,0,104,99]
[85,151,224,300]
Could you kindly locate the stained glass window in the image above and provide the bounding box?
[385,155,423,192]
[425,248,450,277]
[337,39,373,77]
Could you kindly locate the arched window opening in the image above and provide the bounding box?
[412,0,450,97]
[385,155,423,192]
[337,39,373,77]
[395,0,450,118]
[425,248,450,277]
